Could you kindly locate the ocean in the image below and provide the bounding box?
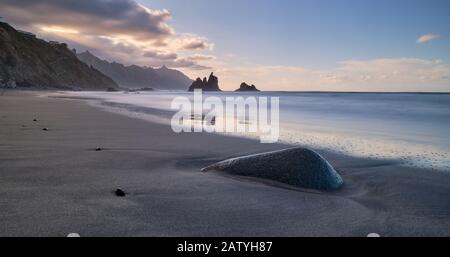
[63,91,450,171]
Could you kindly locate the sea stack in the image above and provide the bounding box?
[188,72,222,91]
[201,147,343,191]
[235,82,260,92]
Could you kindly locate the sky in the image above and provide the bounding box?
[1,0,449,91]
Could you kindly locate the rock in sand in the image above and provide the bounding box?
[201,147,343,191]
[115,188,126,197]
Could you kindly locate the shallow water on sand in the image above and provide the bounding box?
[59,91,450,171]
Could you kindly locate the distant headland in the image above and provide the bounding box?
[188,73,260,92]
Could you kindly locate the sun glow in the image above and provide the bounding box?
[40,26,80,34]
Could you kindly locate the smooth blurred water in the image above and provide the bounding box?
[63,91,450,171]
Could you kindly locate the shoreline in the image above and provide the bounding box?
[1,90,450,236]
[49,90,450,172]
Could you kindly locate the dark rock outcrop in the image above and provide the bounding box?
[128,87,154,92]
[235,82,260,92]
[201,147,344,191]
[188,72,222,91]
[77,51,192,90]
[0,22,117,90]
[115,188,126,197]
[106,87,119,92]
[189,78,205,91]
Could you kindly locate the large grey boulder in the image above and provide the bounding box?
[201,147,343,191]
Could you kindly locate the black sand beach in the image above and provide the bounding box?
[1,91,449,236]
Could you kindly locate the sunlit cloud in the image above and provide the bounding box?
[167,34,214,51]
[186,54,216,61]
[40,26,80,34]
[416,34,440,44]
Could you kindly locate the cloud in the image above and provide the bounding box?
[416,34,440,44]
[182,40,210,50]
[0,0,173,43]
[335,58,449,82]
[314,58,450,91]
[171,34,214,50]
[0,0,214,70]
[143,51,178,60]
[186,54,216,61]
[203,58,450,92]
[142,52,211,70]
[171,59,212,70]
[35,26,209,70]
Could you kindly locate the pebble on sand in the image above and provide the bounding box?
[95,147,103,151]
[42,127,49,131]
[115,188,126,197]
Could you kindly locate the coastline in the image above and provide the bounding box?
[1,90,449,236]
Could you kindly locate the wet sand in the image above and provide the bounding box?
[0,91,449,236]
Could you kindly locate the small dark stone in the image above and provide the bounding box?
[33,119,38,122]
[42,127,49,131]
[95,147,103,151]
[115,188,126,197]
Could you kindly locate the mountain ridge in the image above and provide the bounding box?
[77,51,192,90]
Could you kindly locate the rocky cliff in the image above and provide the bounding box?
[0,22,117,90]
[188,72,222,91]
[77,51,192,90]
